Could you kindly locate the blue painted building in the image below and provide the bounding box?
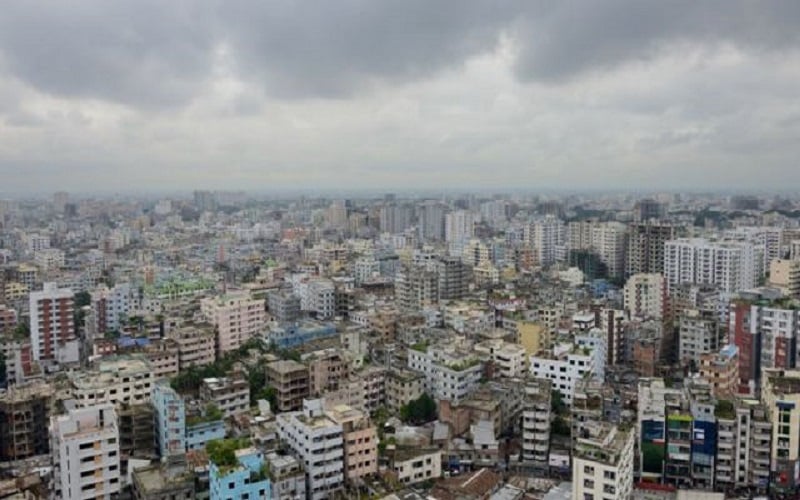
[269,322,337,349]
[209,447,271,500]
[187,419,226,451]
[152,381,186,457]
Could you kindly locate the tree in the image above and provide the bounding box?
[400,393,437,424]
[552,416,570,436]
[551,390,567,415]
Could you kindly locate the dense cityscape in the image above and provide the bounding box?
[0,191,798,499]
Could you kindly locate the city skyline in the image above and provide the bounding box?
[2,1,800,191]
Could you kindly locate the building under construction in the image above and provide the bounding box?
[0,382,54,461]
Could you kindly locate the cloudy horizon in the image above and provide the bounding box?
[2,1,800,193]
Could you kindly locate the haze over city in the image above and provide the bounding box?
[2,1,800,192]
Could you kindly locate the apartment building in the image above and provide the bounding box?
[714,398,771,491]
[326,404,378,484]
[265,360,310,412]
[624,273,667,320]
[91,283,139,335]
[698,345,739,399]
[276,399,344,500]
[520,378,551,469]
[152,381,186,458]
[265,452,306,500]
[761,368,800,494]
[390,448,442,486]
[473,339,528,378]
[50,404,121,500]
[209,445,271,500]
[678,309,721,366]
[385,368,425,412]
[200,291,266,354]
[407,344,483,404]
[664,238,758,294]
[166,322,216,369]
[70,356,154,408]
[769,259,800,298]
[304,348,351,396]
[571,422,635,500]
[625,222,677,277]
[29,282,75,362]
[530,343,600,406]
[199,375,249,418]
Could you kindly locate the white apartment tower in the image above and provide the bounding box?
[664,238,758,294]
[51,404,121,500]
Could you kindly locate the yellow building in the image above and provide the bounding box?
[4,282,29,302]
[517,320,549,356]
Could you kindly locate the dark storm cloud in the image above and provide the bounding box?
[514,0,800,81]
[1,1,800,106]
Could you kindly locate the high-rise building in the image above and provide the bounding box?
[29,282,75,362]
[526,216,566,267]
[768,259,800,298]
[395,264,439,312]
[698,345,739,399]
[436,256,470,301]
[91,283,139,336]
[664,238,759,294]
[445,210,475,255]
[625,222,677,277]
[633,198,663,222]
[266,360,310,412]
[418,201,447,242]
[325,404,377,484]
[380,204,413,234]
[51,404,121,500]
[591,222,628,279]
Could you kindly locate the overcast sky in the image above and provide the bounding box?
[1,1,800,193]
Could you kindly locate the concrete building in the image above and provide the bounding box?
[526,215,566,267]
[326,404,378,484]
[418,201,447,242]
[390,448,441,486]
[152,381,186,457]
[473,339,528,379]
[267,291,301,324]
[530,343,600,406]
[91,283,139,335]
[407,344,483,404]
[385,368,424,412]
[70,355,154,408]
[664,238,759,294]
[571,422,635,500]
[200,291,266,354]
[0,381,54,461]
[167,322,216,369]
[199,375,249,418]
[714,398,771,491]
[265,360,310,412]
[591,221,628,279]
[436,256,470,301]
[769,259,800,297]
[624,273,667,321]
[678,309,721,367]
[209,445,271,500]
[520,378,551,469]
[276,399,345,500]
[445,210,475,255]
[761,368,800,494]
[698,345,739,399]
[305,348,351,397]
[395,264,439,312]
[131,456,196,500]
[626,222,677,277]
[265,452,306,500]
[51,404,121,500]
[29,282,75,362]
